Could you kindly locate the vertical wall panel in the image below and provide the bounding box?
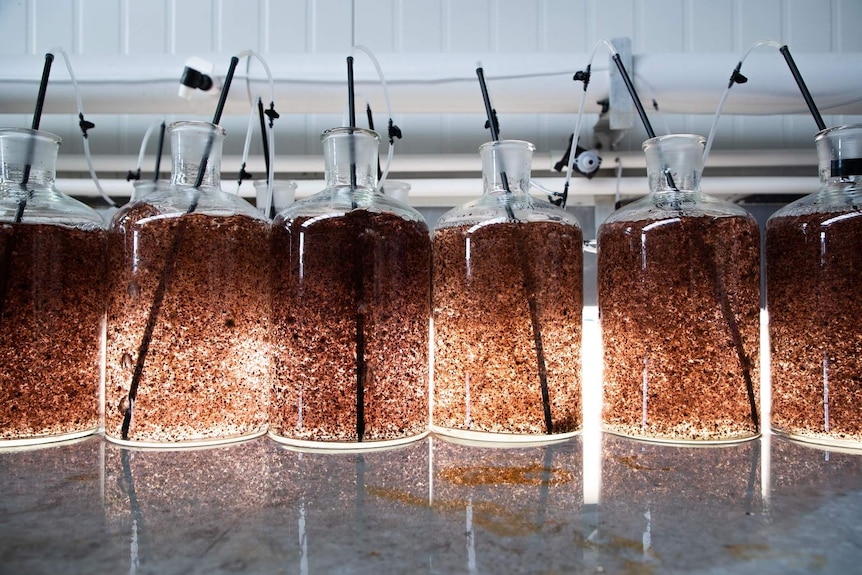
[837,0,862,51]
[391,115,442,155]
[170,0,215,54]
[2,0,857,163]
[496,0,539,53]
[784,0,832,51]
[731,116,786,150]
[33,0,74,53]
[309,0,352,53]
[266,0,309,53]
[126,0,167,54]
[353,0,395,52]
[0,0,29,55]
[688,0,735,52]
[541,0,588,52]
[738,0,782,48]
[80,0,121,54]
[216,0,261,54]
[445,0,491,51]
[637,0,686,52]
[591,0,634,50]
[398,0,443,52]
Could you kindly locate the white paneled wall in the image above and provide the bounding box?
[0,0,860,166]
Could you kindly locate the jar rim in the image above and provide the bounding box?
[814,123,862,142]
[320,127,379,141]
[478,139,536,153]
[168,120,226,137]
[642,133,706,150]
[0,127,62,145]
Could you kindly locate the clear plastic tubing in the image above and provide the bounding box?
[702,40,783,166]
[350,45,397,193]
[235,50,277,215]
[557,39,619,209]
[48,46,117,207]
[133,120,166,180]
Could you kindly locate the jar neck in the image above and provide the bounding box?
[168,121,225,192]
[480,140,534,196]
[0,128,59,191]
[816,124,862,186]
[643,134,705,194]
[322,127,379,191]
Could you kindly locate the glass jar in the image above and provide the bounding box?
[105,121,271,447]
[270,127,431,448]
[598,134,760,443]
[379,180,411,204]
[0,128,106,446]
[254,179,297,218]
[432,140,584,442]
[129,179,170,203]
[767,124,862,448]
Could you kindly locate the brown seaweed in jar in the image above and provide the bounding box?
[105,212,271,444]
[269,127,431,447]
[598,134,760,443]
[767,124,862,447]
[432,139,584,441]
[270,210,431,444]
[768,214,862,443]
[599,215,760,442]
[432,221,583,436]
[0,224,105,443]
[104,121,270,446]
[0,128,106,446]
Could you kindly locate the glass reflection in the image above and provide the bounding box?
[102,439,272,573]
[429,436,584,572]
[598,433,763,572]
[267,440,432,574]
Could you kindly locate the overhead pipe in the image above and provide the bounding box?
[58,175,819,208]
[1,52,861,116]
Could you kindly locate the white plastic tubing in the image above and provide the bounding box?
[2,52,861,116]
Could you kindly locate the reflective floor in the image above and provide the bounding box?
[1,431,861,574]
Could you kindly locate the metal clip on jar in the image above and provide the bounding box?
[270,127,431,449]
[598,134,761,443]
[0,128,106,447]
[105,121,271,447]
[768,124,862,448]
[432,140,584,443]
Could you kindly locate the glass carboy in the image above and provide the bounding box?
[0,128,106,446]
[105,121,271,446]
[432,139,584,442]
[270,127,431,448]
[768,124,862,448]
[598,134,761,443]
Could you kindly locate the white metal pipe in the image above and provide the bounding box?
[1,52,860,116]
[55,148,817,175]
[59,175,818,208]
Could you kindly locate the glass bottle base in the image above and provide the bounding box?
[0,427,99,450]
[431,425,580,447]
[602,426,760,446]
[104,429,266,450]
[269,430,428,453]
[771,427,862,452]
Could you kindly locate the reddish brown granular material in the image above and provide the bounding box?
[767,211,862,444]
[105,206,270,444]
[270,210,431,444]
[598,215,760,442]
[432,221,583,436]
[0,224,105,442]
